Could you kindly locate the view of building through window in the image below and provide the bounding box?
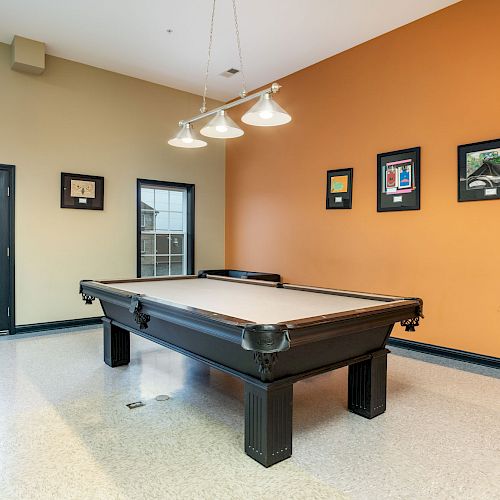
[140,185,187,277]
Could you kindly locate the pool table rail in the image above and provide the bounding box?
[80,278,422,355]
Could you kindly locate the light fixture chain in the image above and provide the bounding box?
[201,0,217,114]
[232,0,247,97]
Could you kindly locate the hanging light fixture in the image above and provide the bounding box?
[168,0,292,149]
[167,123,207,148]
[200,109,244,138]
[241,93,292,126]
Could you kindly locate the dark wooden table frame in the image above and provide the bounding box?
[81,275,422,467]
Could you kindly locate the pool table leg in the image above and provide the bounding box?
[348,349,387,419]
[244,381,293,467]
[103,317,130,367]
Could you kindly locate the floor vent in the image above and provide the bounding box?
[126,401,145,409]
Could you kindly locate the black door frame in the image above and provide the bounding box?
[136,179,195,278]
[0,164,15,334]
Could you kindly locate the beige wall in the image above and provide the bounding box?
[0,42,225,325]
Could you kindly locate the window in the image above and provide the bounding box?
[137,179,194,277]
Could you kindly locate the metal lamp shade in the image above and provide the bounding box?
[241,93,292,127]
[168,123,207,148]
[200,110,244,138]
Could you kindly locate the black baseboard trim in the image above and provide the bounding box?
[388,338,499,369]
[15,317,103,335]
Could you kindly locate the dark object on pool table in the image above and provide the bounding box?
[79,274,423,467]
[198,269,281,282]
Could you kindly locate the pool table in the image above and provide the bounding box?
[80,274,422,467]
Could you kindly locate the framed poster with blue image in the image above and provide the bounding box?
[377,147,420,212]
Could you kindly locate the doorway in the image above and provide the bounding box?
[0,165,15,335]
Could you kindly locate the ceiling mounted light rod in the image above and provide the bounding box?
[178,82,282,127]
[167,0,291,148]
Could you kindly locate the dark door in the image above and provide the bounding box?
[0,165,14,334]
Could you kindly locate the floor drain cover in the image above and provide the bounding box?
[126,401,145,409]
[155,395,170,401]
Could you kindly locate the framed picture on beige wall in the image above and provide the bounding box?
[61,172,104,210]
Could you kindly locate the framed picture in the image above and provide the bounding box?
[458,138,500,202]
[326,168,353,209]
[61,172,104,210]
[377,147,420,212]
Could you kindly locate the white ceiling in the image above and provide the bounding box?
[0,0,460,101]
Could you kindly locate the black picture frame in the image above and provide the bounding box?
[458,138,500,202]
[326,168,353,209]
[377,147,420,212]
[61,172,104,210]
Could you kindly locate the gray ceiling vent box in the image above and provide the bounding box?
[11,35,46,75]
[220,68,240,78]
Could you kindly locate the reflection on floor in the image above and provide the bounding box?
[0,327,498,499]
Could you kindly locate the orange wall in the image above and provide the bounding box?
[226,0,500,358]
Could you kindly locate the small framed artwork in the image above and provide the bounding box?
[326,168,353,209]
[458,138,500,202]
[61,172,104,210]
[377,147,420,212]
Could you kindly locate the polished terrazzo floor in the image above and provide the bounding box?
[0,327,498,500]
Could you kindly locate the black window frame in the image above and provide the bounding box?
[136,179,195,278]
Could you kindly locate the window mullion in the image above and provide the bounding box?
[153,189,157,277]
[168,190,171,276]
